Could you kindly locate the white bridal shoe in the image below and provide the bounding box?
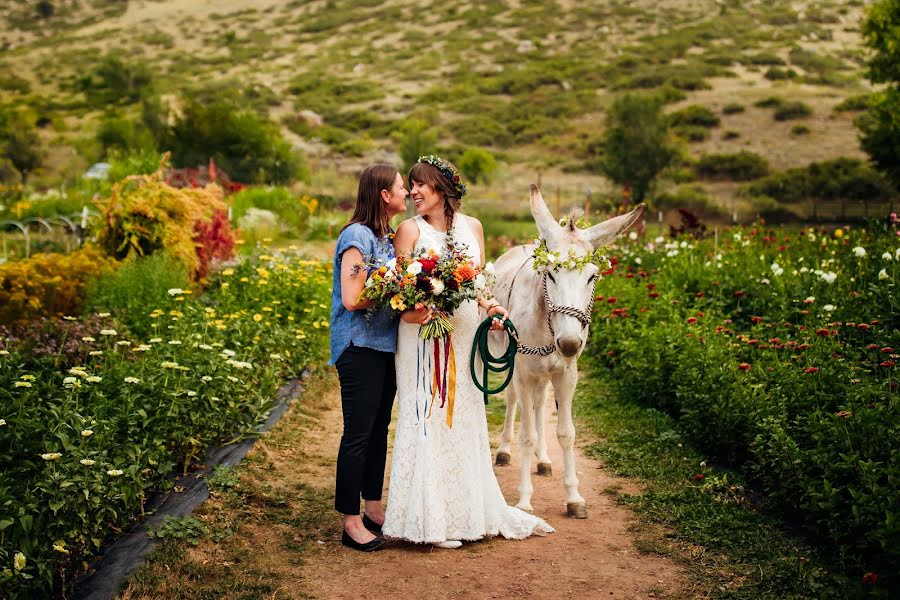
[433,540,462,549]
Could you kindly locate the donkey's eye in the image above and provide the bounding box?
[547,272,556,283]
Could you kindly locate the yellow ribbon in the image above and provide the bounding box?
[446,340,456,428]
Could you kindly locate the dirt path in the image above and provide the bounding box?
[295,384,684,600]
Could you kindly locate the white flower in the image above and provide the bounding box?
[80,459,95,466]
[81,336,95,342]
[98,312,111,317]
[116,341,131,346]
[895,248,900,260]
[760,278,770,285]
[628,231,638,241]
[201,375,213,382]
[474,274,486,290]
[161,361,180,369]
[385,257,397,270]
[634,257,642,265]
[0,419,6,426]
[804,296,815,304]
[41,452,62,461]
[680,241,688,248]
[852,246,866,257]
[879,268,890,281]
[800,267,809,273]
[227,375,240,383]
[124,377,140,384]
[14,381,31,388]
[882,252,892,261]
[546,252,557,264]
[168,340,182,345]
[733,233,742,242]
[100,329,117,336]
[186,391,197,397]
[89,351,103,356]
[149,338,163,344]
[807,233,816,242]
[63,377,78,385]
[666,250,678,257]
[406,261,423,275]
[81,430,93,437]
[86,376,102,383]
[484,262,495,274]
[823,304,835,312]
[107,469,123,477]
[0,350,9,356]
[13,552,25,572]
[167,288,184,296]
[199,344,213,350]
[430,277,445,295]
[820,272,837,284]
[222,349,236,357]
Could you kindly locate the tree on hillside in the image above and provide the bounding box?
[1,113,44,185]
[394,119,437,175]
[167,96,306,185]
[858,0,900,189]
[79,55,154,106]
[596,94,675,204]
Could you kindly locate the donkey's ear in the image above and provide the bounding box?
[583,203,646,247]
[530,184,561,242]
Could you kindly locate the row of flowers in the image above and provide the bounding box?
[588,222,897,594]
[0,249,332,598]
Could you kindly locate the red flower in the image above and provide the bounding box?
[695,291,705,298]
[594,295,604,301]
[418,257,437,274]
[797,343,810,350]
[723,319,733,324]
[857,323,870,331]
[862,572,878,586]
[711,281,720,287]
[692,474,705,481]
[866,343,879,350]
[648,292,660,299]
[800,309,809,315]
[647,283,656,290]
[836,410,852,418]
[697,311,705,317]
[738,363,751,371]
[686,317,698,324]
[880,361,896,368]
[768,338,781,344]
[607,297,617,304]
[607,350,615,357]
[733,290,746,298]
[804,367,819,374]
[882,347,894,353]
[751,316,764,324]
[816,328,830,337]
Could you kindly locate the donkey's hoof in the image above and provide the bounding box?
[495,451,511,466]
[566,502,587,519]
[536,462,552,476]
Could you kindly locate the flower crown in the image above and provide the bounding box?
[417,155,467,199]
[531,238,611,274]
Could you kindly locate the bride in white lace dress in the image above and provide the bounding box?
[382,157,553,548]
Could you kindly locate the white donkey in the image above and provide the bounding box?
[489,185,644,518]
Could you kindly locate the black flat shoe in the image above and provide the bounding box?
[362,513,383,535]
[341,530,385,552]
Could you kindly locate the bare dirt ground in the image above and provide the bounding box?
[293,383,683,600]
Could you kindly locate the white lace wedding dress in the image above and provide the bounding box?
[383,215,554,543]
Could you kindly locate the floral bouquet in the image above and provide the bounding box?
[359,241,491,340]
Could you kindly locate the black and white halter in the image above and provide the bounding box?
[507,254,596,357]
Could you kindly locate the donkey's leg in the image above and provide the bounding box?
[495,381,517,466]
[515,377,538,513]
[552,367,586,518]
[535,382,553,476]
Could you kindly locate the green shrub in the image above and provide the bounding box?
[668,104,721,128]
[790,124,811,136]
[764,67,798,80]
[457,147,497,184]
[722,130,740,140]
[77,55,154,106]
[742,52,786,66]
[84,253,190,338]
[672,125,710,142]
[834,93,875,112]
[96,113,156,156]
[722,103,745,115]
[393,119,438,173]
[746,157,894,203]
[696,151,769,181]
[754,96,784,109]
[773,101,813,121]
[653,184,725,216]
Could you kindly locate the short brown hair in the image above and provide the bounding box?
[408,161,462,229]
[343,164,399,238]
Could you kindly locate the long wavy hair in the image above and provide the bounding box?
[408,161,463,230]
[343,164,399,238]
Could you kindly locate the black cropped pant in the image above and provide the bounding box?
[334,344,396,515]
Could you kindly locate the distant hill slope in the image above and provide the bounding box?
[0,0,874,186]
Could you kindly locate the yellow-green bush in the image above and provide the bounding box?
[0,248,116,324]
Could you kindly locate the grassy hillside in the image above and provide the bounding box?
[0,0,878,212]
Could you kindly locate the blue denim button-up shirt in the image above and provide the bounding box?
[329,223,398,364]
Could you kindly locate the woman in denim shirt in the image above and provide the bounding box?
[330,164,412,552]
